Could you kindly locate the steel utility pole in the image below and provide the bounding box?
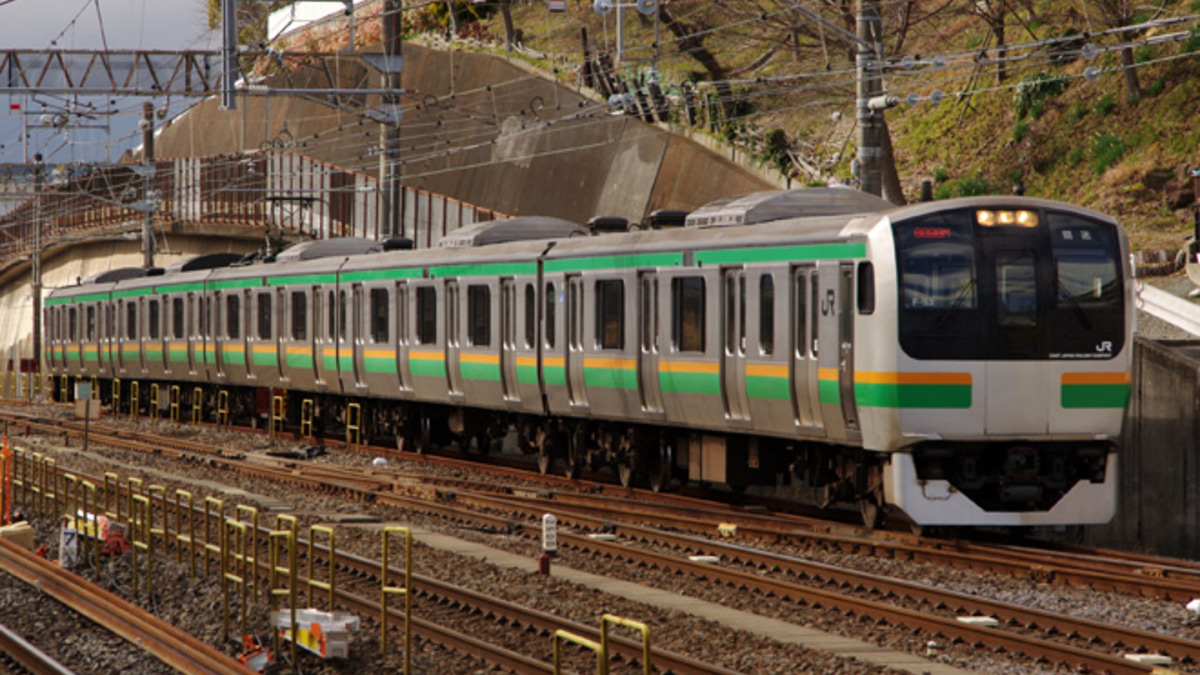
[856,0,884,197]
[141,102,156,268]
[30,153,42,403]
[379,0,403,237]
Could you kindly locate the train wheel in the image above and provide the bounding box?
[537,443,552,474]
[415,414,432,455]
[859,496,884,529]
[565,426,586,479]
[616,450,637,488]
[648,438,673,493]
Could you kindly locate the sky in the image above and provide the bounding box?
[0,0,220,168]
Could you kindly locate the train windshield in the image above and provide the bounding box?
[894,207,1125,361]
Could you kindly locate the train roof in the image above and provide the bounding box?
[684,187,892,228]
[436,217,588,248]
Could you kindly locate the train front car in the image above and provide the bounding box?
[860,197,1133,527]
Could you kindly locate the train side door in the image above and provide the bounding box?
[186,293,197,374]
[638,272,663,414]
[445,280,463,397]
[721,268,751,422]
[565,274,587,408]
[500,278,518,401]
[241,289,253,379]
[395,283,412,392]
[815,263,857,438]
[791,267,821,430]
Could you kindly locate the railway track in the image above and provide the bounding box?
[6,408,1200,674]
[0,538,252,675]
[0,622,76,675]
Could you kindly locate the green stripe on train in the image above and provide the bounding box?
[746,375,790,400]
[545,252,683,273]
[855,383,972,409]
[818,379,840,405]
[461,360,501,382]
[584,367,637,390]
[1061,384,1131,408]
[285,353,313,369]
[659,371,720,395]
[364,357,394,374]
[695,242,867,265]
[252,351,278,367]
[517,364,539,385]
[543,365,566,386]
[410,359,447,378]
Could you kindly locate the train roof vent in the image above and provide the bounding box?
[437,217,588,248]
[685,187,892,228]
[168,253,246,273]
[275,237,383,263]
[645,209,689,229]
[88,267,151,283]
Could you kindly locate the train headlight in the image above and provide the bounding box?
[976,210,1038,228]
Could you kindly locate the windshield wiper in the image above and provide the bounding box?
[935,278,976,330]
[1056,279,1094,330]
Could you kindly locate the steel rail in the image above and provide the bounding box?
[0,622,77,675]
[0,539,253,675]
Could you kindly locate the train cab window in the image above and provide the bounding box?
[291,291,308,340]
[467,285,491,347]
[172,298,185,339]
[227,295,241,339]
[760,275,774,355]
[995,251,1037,328]
[524,285,535,349]
[595,279,624,350]
[671,277,705,353]
[257,293,272,340]
[857,262,875,315]
[370,288,389,343]
[545,283,557,349]
[86,306,95,341]
[125,302,138,339]
[416,287,437,344]
[148,300,160,339]
[69,307,78,341]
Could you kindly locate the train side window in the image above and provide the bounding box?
[524,284,535,349]
[227,294,241,339]
[857,262,875,315]
[467,284,490,347]
[105,304,115,339]
[69,307,78,341]
[396,285,408,345]
[86,306,96,341]
[126,301,138,339]
[148,299,160,339]
[338,290,347,340]
[671,276,705,353]
[794,274,807,357]
[760,274,775,355]
[172,298,184,339]
[257,292,272,340]
[326,291,336,339]
[595,279,624,350]
[291,291,307,340]
[370,288,389,343]
[545,283,556,349]
[416,287,437,345]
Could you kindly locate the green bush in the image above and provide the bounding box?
[1068,147,1084,167]
[1095,93,1117,116]
[1014,72,1069,118]
[933,167,949,182]
[1148,78,1166,96]
[1013,120,1030,143]
[1092,134,1126,174]
[1070,100,1089,121]
[1184,32,1200,54]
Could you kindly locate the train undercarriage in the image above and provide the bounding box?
[52,377,1108,529]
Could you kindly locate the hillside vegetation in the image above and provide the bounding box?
[400,0,1200,252]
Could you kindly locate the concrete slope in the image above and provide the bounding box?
[153,42,777,225]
